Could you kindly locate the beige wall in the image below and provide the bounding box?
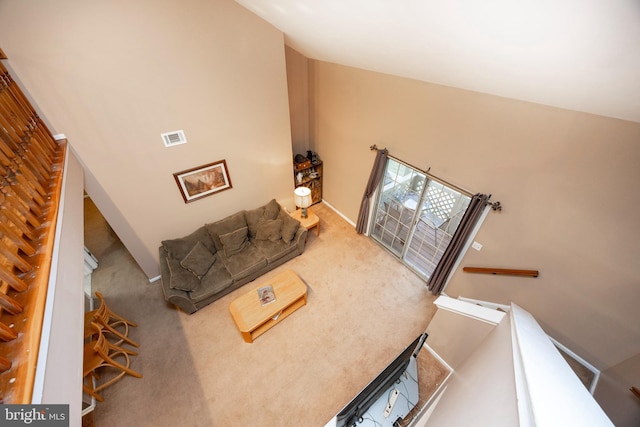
[285,46,311,157]
[302,59,640,420]
[425,315,519,426]
[595,353,640,427]
[426,308,497,370]
[0,0,294,278]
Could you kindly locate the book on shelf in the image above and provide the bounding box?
[257,285,276,306]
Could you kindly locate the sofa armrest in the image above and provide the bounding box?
[158,247,198,314]
[292,226,308,253]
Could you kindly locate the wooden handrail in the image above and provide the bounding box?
[0,58,66,403]
[463,267,539,278]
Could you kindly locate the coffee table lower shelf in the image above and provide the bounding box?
[229,270,307,343]
[245,296,306,343]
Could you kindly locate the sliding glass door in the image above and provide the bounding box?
[370,158,471,279]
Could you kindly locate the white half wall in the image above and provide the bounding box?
[32,149,85,427]
[420,300,614,426]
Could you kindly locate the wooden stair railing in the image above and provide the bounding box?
[0,57,67,403]
[463,267,540,278]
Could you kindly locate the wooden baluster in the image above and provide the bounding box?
[1,165,48,210]
[3,191,43,231]
[23,134,56,177]
[10,172,48,209]
[0,222,37,256]
[0,131,51,192]
[0,292,23,315]
[0,264,28,292]
[10,157,49,199]
[14,139,52,185]
[0,244,31,273]
[0,322,18,342]
[0,129,51,191]
[0,355,11,373]
[0,193,37,242]
[0,170,45,217]
[0,88,55,170]
[0,71,56,160]
[0,63,57,154]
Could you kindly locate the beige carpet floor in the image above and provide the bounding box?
[84,199,448,426]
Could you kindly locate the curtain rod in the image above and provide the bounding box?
[369,144,502,211]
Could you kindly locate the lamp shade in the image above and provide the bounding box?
[294,186,312,209]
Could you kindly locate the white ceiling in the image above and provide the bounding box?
[235,0,640,123]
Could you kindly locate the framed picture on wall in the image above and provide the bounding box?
[173,159,232,203]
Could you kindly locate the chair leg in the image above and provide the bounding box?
[109,311,137,328]
[107,340,139,357]
[83,374,104,402]
[93,370,128,395]
[104,321,140,348]
[91,352,142,395]
[103,351,143,379]
[83,384,104,402]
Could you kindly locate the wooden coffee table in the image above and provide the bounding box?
[229,270,307,343]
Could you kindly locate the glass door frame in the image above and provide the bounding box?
[369,157,472,280]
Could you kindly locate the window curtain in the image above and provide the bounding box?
[356,148,388,234]
[427,193,490,295]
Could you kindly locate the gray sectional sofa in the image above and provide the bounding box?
[159,199,307,314]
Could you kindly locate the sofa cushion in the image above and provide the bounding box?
[255,219,283,242]
[206,211,248,251]
[189,261,233,301]
[280,211,300,243]
[219,226,249,257]
[162,226,215,260]
[180,241,216,278]
[245,206,266,239]
[219,242,267,280]
[253,239,298,264]
[263,198,280,220]
[166,257,200,292]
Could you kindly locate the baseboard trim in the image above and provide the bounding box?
[320,199,356,228]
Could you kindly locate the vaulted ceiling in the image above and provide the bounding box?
[235,0,640,123]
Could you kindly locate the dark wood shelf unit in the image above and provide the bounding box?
[294,160,323,205]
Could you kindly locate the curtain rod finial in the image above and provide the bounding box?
[370,144,377,151]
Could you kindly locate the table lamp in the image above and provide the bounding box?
[294,187,312,218]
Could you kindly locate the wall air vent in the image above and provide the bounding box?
[161,130,187,147]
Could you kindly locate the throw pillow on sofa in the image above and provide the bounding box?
[162,226,216,260]
[206,211,248,251]
[255,219,283,242]
[280,211,300,243]
[245,205,266,238]
[263,198,280,220]
[166,257,200,292]
[219,226,249,257]
[180,241,216,278]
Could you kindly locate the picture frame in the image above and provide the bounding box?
[173,159,232,203]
